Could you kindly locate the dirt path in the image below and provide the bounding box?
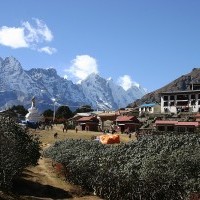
[12,125,136,200]
[2,125,133,200]
[13,143,102,200]
[13,125,133,199]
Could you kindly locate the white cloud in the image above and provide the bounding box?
[22,18,53,43]
[0,26,28,48]
[0,18,56,54]
[38,46,57,55]
[65,55,98,82]
[118,75,140,90]
[34,18,53,41]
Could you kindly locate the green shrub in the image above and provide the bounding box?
[44,133,200,200]
[0,116,41,190]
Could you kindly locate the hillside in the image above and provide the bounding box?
[131,68,200,106]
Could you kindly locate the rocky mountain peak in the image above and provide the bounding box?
[84,73,102,82]
[1,56,23,74]
[26,67,59,81]
[0,56,147,111]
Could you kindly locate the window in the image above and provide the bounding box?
[187,127,195,132]
[176,101,189,106]
[198,94,200,99]
[170,95,175,100]
[176,101,188,106]
[170,101,174,106]
[177,127,185,132]
[164,102,168,106]
[191,100,196,105]
[164,96,168,100]
[158,126,165,131]
[167,126,175,131]
[193,85,200,90]
[191,94,195,99]
[177,94,188,100]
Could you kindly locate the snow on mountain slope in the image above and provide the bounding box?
[81,73,147,110]
[26,68,87,107]
[107,78,134,109]
[80,73,117,110]
[0,56,147,111]
[0,57,42,108]
[126,84,147,100]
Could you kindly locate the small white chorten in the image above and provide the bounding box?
[25,96,43,122]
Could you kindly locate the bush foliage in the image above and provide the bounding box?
[0,116,41,190]
[44,133,200,200]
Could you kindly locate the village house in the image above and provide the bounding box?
[115,115,140,133]
[89,108,139,132]
[69,112,91,127]
[154,120,199,133]
[139,103,161,116]
[76,115,99,131]
[160,83,200,114]
[97,111,119,131]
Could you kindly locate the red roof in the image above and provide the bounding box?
[177,121,199,127]
[155,120,199,127]
[195,113,200,118]
[77,116,97,122]
[116,116,138,122]
[155,120,178,125]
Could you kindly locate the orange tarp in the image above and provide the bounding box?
[99,134,120,144]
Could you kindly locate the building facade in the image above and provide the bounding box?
[154,120,199,133]
[139,103,161,116]
[160,85,200,114]
[76,116,99,131]
[115,116,140,133]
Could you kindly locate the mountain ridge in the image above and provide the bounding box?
[0,56,147,111]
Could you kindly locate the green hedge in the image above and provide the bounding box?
[0,116,41,190]
[44,133,200,200]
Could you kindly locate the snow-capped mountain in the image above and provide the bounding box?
[0,56,147,111]
[107,78,145,109]
[80,73,118,110]
[126,84,147,100]
[80,73,147,110]
[26,68,87,110]
[0,57,42,108]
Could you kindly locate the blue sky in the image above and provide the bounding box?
[0,0,200,92]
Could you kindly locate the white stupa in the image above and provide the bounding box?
[25,96,43,122]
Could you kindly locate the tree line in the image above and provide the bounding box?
[7,104,94,121]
